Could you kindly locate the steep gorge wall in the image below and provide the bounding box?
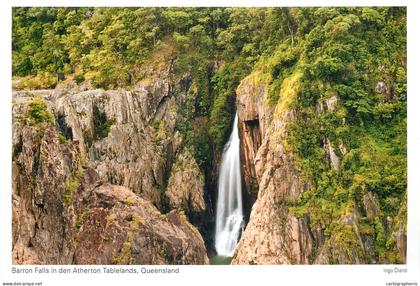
[234,76,313,264]
[12,71,210,264]
[232,72,407,264]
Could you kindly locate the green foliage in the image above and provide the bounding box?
[57,132,68,144]
[151,119,161,131]
[63,158,85,207]
[106,213,117,222]
[26,97,55,125]
[12,8,88,77]
[123,197,134,206]
[73,74,85,84]
[281,7,406,263]
[13,8,406,263]
[13,73,58,90]
[92,104,115,140]
[266,47,299,104]
[13,7,303,173]
[100,118,115,137]
[191,117,212,170]
[63,177,80,206]
[75,211,89,229]
[209,92,233,150]
[209,66,235,151]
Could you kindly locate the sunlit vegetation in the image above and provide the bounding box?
[13,7,406,263]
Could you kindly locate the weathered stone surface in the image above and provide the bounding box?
[233,108,313,264]
[316,95,338,113]
[325,139,340,170]
[236,78,272,217]
[328,208,365,264]
[235,76,362,264]
[233,72,406,265]
[53,87,169,207]
[233,75,314,264]
[236,78,271,135]
[166,149,206,214]
[375,81,387,94]
[317,96,342,171]
[12,103,82,264]
[12,73,209,265]
[74,185,209,265]
[362,192,380,219]
[394,199,407,264]
[14,71,195,212]
[396,222,407,264]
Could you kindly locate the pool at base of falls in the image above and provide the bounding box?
[209,255,233,265]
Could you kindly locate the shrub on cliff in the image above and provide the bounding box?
[26,97,55,125]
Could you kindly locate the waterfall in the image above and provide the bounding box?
[215,113,244,257]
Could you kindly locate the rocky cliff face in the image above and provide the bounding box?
[73,185,208,264]
[233,76,313,264]
[166,149,206,215]
[232,73,407,264]
[12,72,209,264]
[12,109,81,264]
[51,77,175,208]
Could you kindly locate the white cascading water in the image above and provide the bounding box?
[215,113,244,257]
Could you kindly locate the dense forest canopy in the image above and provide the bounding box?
[12,7,407,263]
[12,7,273,86]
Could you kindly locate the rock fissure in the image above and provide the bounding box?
[12,75,210,265]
